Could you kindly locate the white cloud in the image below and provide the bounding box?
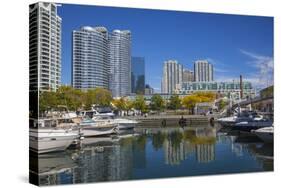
[240,49,274,88]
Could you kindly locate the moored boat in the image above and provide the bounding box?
[80,118,118,137]
[92,115,138,130]
[232,120,273,132]
[29,119,80,154]
[218,111,263,127]
[252,126,273,143]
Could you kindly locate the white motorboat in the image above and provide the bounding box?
[30,119,79,154]
[80,118,118,137]
[92,115,138,130]
[252,126,274,143]
[114,118,138,130]
[78,109,115,119]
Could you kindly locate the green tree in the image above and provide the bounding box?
[56,86,83,111]
[124,99,134,115]
[182,95,200,114]
[39,86,113,113]
[167,95,181,110]
[112,97,133,115]
[150,94,165,112]
[83,89,96,110]
[112,98,126,112]
[92,88,112,106]
[39,91,58,113]
[133,95,147,114]
[83,88,112,110]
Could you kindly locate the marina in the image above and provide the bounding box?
[29,105,274,185]
[30,122,273,186]
[29,94,274,186]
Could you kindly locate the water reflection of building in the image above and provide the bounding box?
[195,127,216,138]
[107,143,133,181]
[34,151,78,185]
[196,144,215,163]
[132,136,146,169]
[163,130,196,165]
[72,139,133,183]
[162,127,216,165]
[194,128,216,163]
[39,169,74,185]
[231,136,243,157]
[164,139,195,165]
[37,136,145,185]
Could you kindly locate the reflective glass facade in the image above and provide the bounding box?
[131,57,145,94]
[72,26,109,90]
[109,30,131,97]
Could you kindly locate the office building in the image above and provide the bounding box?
[131,57,145,94]
[109,30,131,98]
[194,60,213,82]
[144,84,154,95]
[177,81,255,99]
[183,69,194,82]
[161,60,183,94]
[29,2,61,91]
[72,26,109,90]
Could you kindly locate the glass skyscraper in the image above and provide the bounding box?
[131,57,145,94]
[109,30,131,98]
[29,2,61,91]
[72,26,110,90]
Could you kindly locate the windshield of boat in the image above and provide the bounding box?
[30,119,57,128]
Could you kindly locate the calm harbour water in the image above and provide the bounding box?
[31,124,273,185]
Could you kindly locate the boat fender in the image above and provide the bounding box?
[161,119,166,127]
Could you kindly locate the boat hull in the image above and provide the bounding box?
[29,135,78,154]
[232,125,269,132]
[81,125,118,137]
[29,129,79,154]
[255,132,273,143]
[252,127,274,143]
[232,121,273,132]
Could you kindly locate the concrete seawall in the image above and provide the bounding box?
[126,115,215,127]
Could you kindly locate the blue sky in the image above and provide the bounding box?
[58,4,273,91]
